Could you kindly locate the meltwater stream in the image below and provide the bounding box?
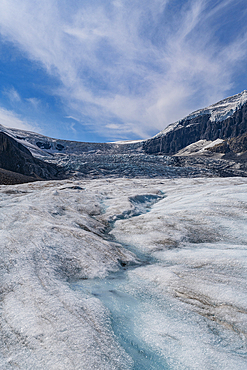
[71,192,169,369]
[71,264,169,370]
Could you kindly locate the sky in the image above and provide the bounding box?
[0,0,247,142]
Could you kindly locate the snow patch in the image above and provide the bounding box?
[174,139,224,156]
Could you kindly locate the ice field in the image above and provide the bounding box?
[0,177,247,369]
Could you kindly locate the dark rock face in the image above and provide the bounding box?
[143,102,247,155]
[207,132,247,162]
[208,132,247,154]
[0,132,64,180]
[36,141,52,150]
[0,168,38,185]
[56,143,64,151]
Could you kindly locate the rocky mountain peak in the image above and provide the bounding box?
[143,90,247,155]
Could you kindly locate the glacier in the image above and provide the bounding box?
[0,177,247,369]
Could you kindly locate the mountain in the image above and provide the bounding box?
[0,123,143,158]
[2,91,247,161]
[0,132,65,184]
[1,90,247,182]
[143,90,247,156]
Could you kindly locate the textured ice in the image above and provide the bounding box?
[0,180,136,369]
[1,178,247,369]
[110,178,247,369]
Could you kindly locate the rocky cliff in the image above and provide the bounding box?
[0,132,65,181]
[143,91,247,155]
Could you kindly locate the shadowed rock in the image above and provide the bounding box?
[143,102,247,155]
[0,168,39,185]
[0,132,65,183]
[207,132,247,161]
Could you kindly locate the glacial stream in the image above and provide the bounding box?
[71,193,169,369]
[71,265,169,369]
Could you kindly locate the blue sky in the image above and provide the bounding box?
[0,0,247,142]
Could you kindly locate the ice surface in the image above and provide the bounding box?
[1,178,247,369]
[110,178,247,369]
[0,180,136,369]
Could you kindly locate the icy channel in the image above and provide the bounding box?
[0,178,247,369]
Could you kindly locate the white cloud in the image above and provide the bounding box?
[65,115,80,122]
[105,124,121,129]
[26,98,41,109]
[4,87,21,102]
[0,107,40,132]
[0,0,246,139]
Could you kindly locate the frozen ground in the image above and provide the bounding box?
[0,177,247,369]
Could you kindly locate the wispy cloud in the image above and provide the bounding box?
[4,87,21,103]
[0,0,246,139]
[26,98,41,109]
[0,107,40,132]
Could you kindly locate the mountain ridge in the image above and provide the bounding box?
[0,132,65,183]
[1,90,247,182]
[143,90,247,155]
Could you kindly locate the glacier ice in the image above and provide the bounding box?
[0,180,135,369]
[110,178,247,369]
[0,177,247,369]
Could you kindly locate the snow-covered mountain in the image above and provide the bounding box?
[0,123,143,159]
[0,131,64,184]
[2,90,247,180]
[144,90,247,155]
[155,90,247,138]
[0,90,246,165]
